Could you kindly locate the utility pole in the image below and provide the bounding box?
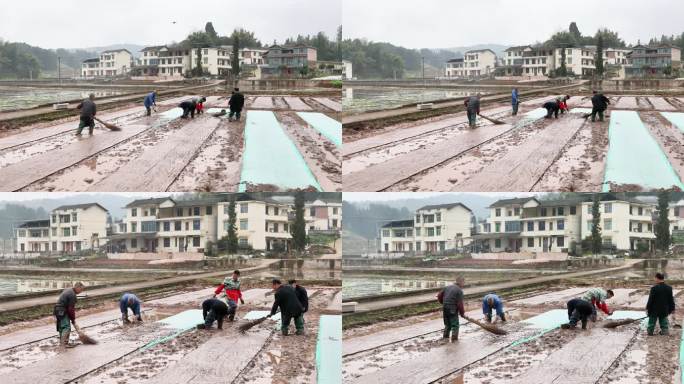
[422,56,425,86]
[58,56,62,86]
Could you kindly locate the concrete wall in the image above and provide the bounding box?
[107,252,204,261]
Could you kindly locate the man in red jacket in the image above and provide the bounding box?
[213,270,245,321]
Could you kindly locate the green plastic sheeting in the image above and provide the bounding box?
[680,320,684,383]
[158,107,184,120]
[141,309,204,351]
[661,112,684,133]
[296,112,342,147]
[603,110,683,191]
[522,309,569,330]
[243,310,281,322]
[159,309,204,329]
[239,111,321,192]
[316,315,341,384]
[608,310,646,320]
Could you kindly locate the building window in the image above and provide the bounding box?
[436,226,441,236]
[604,203,612,213]
[131,222,137,232]
[558,207,564,215]
[495,239,501,248]
[72,213,77,221]
[164,238,170,247]
[131,238,137,248]
[541,208,547,216]
[514,207,520,216]
[52,228,57,236]
[192,207,200,216]
[587,221,593,231]
[240,219,248,230]
[436,213,441,222]
[18,230,26,237]
[52,242,57,251]
[538,221,545,231]
[142,221,156,232]
[185,222,190,231]
[72,226,77,236]
[495,208,501,217]
[604,219,612,230]
[238,238,248,246]
[131,208,137,217]
[241,204,249,213]
[332,219,338,228]
[638,207,643,215]
[63,228,70,236]
[570,206,576,215]
[416,242,421,251]
[193,219,200,230]
[557,220,565,230]
[333,207,338,215]
[174,221,181,231]
[177,208,183,217]
[382,229,390,237]
[427,228,435,237]
[163,221,170,231]
[527,238,534,247]
[495,222,501,232]
[206,206,212,215]
[415,228,421,236]
[193,237,200,247]
[415,215,420,223]
[557,237,565,247]
[52,214,57,223]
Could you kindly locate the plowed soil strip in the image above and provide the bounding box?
[88,117,220,191]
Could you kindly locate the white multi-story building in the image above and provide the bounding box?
[15,220,50,253]
[135,45,232,78]
[240,48,267,65]
[305,199,342,232]
[49,203,109,252]
[463,49,497,77]
[81,49,133,78]
[378,202,473,254]
[475,194,657,254]
[380,220,414,252]
[670,200,684,231]
[216,196,293,251]
[445,58,465,78]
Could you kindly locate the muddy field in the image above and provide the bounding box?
[0,282,341,383]
[0,94,342,192]
[343,94,684,192]
[343,283,683,384]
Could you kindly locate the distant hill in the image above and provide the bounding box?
[440,44,510,59]
[79,44,147,58]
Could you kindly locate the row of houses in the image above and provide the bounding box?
[14,194,342,255]
[445,44,682,79]
[81,44,347,80]
[380,195,684,255]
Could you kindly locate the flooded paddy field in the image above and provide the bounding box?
[0,94,342,192]
[342,86,492,114]
[344,93,684,192]
[343,261,683,383]
[0,86,130,112]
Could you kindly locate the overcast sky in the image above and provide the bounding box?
[343,192,536,203]
[0,192,168,202]
[344,0,684,49]
[0,0,341,49]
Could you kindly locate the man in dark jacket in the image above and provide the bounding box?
[543,99,560,119]
[590,90,610,122]
[464,94,481,128]
[198,298,229,330]
[228,88,245,122]
[54,282,85,348]
[646,272,675,336]
[179,99,197,119]
[438,276,466,342]
[561,298,594,330]
[289,279,309,313]
[269,279,305,335]
[76,94,97,136]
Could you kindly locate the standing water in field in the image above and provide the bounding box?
[0,86,127,111]
[343,86,489,113]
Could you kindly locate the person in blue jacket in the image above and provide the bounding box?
[482,293,506,323]
[511,88,520,116]
[143,90,157,116]
[120,293,142,323]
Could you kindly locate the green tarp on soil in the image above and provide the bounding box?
[661,112,684,133]
[316,315,342,384]
[296,112,342,147]
[603,110,683,191]
[239,110,322,191]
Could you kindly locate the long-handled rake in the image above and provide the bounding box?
[462,315,507,335]
[238,316,270,333]
[73,323,98,344]
[94,117,122,131]
[479,114,506,125]
[602,316,647,329]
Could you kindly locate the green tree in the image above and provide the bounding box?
[558,47,568,77]
[205,22,219,44]
[291,191,307,253]
[595,34,604,76]
[569,22,582,42]
[336,25,343,61]
[231,35,240,77]
[591,195,602,254]
[655,190,671,253]
[226,199,238,254]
